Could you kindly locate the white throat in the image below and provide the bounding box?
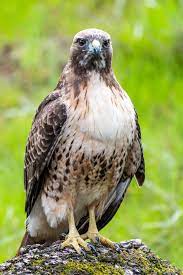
[79,72,136,143]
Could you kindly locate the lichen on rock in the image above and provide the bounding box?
[0,238,182,274]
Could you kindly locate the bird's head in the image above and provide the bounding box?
[69,28,113,73]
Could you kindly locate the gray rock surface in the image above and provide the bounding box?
[0,238,182,274]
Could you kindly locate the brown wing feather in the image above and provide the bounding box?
[134,119,145,185]
[24,91,67,216]
[123,116,145,186]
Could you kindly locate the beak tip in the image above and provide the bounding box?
[93,48,101,55]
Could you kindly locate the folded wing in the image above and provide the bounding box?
[24,91,67,216]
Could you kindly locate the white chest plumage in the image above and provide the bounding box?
[79,73,136,144]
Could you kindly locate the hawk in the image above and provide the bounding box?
[18,28,145,254]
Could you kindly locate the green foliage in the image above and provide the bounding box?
[0,0,182,268]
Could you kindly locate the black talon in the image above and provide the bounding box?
[80,248,87,256]
[59,233,67,241]
[114,243,121,253]
[87,243,97,253]
[95,236,100,243]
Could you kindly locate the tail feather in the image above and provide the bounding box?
[16,231,35,256]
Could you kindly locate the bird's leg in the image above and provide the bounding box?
[81,205,115,249]
[61,207,90,254]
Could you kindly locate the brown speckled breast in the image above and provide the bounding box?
[42,72,136,219]
[43,134,128,208]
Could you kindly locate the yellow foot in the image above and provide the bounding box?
[61,234,90,254]
[81,232,115,249]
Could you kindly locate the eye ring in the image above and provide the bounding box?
[103,39,110,48]
[76,38,87,47]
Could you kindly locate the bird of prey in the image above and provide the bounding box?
[19,28,145,254]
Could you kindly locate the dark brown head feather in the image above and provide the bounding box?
[56,29,120,99]
[69,28,113,75]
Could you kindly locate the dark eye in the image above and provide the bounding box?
[103,39,110,48]
[77,38,87,47]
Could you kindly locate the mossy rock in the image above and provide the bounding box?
[0,239,182,274]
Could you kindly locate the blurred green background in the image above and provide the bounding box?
[0,0,183,268]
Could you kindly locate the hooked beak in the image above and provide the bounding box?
[89,39,101,56]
